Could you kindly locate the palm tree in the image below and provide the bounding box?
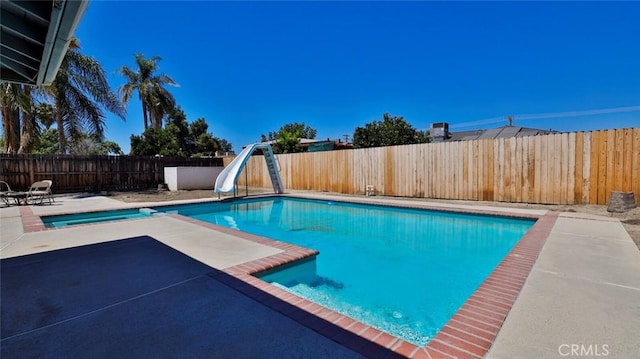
[147,84,176,128]
[18,85,39,153]
[0,82,28,153]
[34,103,56,129]
[119,54,178,129]
[1,84,52,153]
[49,39,125,153]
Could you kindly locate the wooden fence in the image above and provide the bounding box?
[234,128,640,205]
[0,154,223,193]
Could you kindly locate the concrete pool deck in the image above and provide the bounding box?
[1,193,639,358]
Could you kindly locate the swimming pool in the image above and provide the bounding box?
[156,197,534,346]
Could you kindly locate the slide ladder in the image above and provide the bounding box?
[214,143,284,194]
[262,145,284,194]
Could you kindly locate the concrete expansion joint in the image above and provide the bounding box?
[552,231,631,241]
[0,233,27,252]
[536,269,640,292]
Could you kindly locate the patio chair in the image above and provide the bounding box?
[26,180,54,205]
[42,179,54,202]
[0,181,14,205]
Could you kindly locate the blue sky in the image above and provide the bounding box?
[74,1,640,153]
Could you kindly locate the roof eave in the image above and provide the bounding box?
[37,0,88,86]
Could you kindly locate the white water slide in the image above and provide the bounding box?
[214,143,284,194]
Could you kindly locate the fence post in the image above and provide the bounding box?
[96,157,102,192]
[29,157,35,185]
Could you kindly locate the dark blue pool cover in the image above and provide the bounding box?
[1,236,400,358]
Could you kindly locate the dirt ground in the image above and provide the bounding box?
[105,188,640,250]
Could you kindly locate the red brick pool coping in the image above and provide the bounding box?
[19,205,47,232]
[22,198,558,358]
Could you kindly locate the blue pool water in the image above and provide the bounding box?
[42,209,154,228]
[156,197,534,346]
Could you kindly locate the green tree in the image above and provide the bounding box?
[130,112,230,157]
[261,122,317,154]
[165,107,191,156]
[69,133,123,155]
[193,133,217,156]
[217,138,232,153]
[33,128,123,155]
[33,128,59,154]
[49,39,125,153]
[119,54,177,129]
[353,113,429,148]
[189,118,215,156]
[130,127,179,156]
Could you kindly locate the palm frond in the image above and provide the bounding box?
[64,84,104,135]
[152,74,179,87]
[59,48,126,118]
[0,82,30,111]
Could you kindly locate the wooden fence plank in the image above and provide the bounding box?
[505,138,514,202]
[524,136,533,202]
[431,144,438,198]
[560,133,569,204]
[597,131,608,205]
[553,133,562,204]
[515,137,523,203]
[581,132,591,204]
[614,129,625,192]
[470,140,477,200]
[443,143,449,198]
[533,135,541,203]
[573,132,583,204]
[496,138,504,201]
[622,128,633,192]
[567,132,576,204]
[605,130,616,204]
[541,135,550,203]
[478,140,484,200]
[589,131,599,204]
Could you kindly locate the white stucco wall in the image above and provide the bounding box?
[164,167,224,191]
